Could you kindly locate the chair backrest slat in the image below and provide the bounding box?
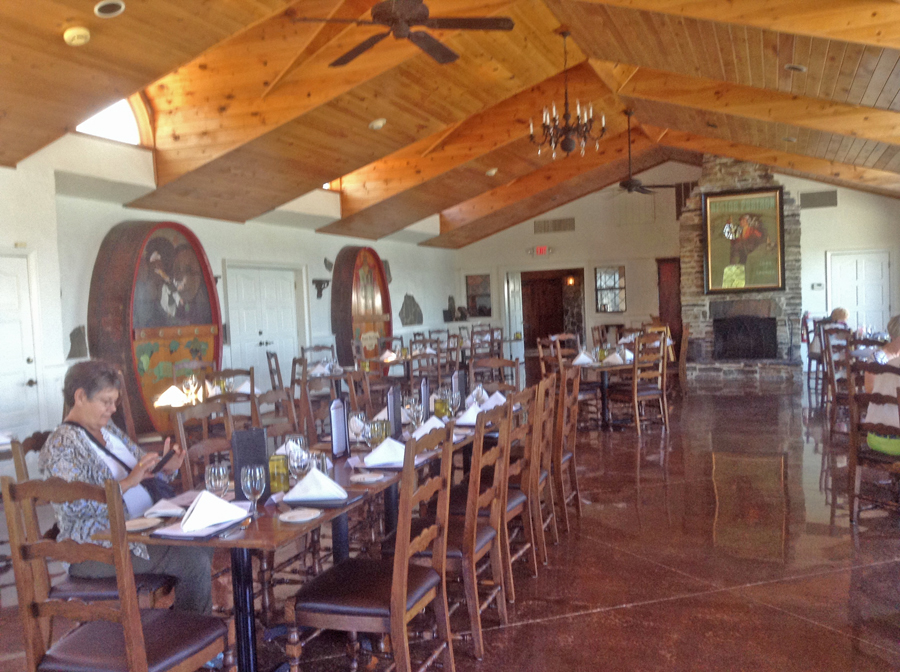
[266,351,284,391]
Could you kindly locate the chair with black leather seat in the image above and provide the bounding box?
[847,358,900,523]
[608,331,668,436]
[554,366,583,532]
[432,403,509,659]
[3,475,234,672]
[824,327,852,437]
[284,426,456,672]
[10,434,176,615]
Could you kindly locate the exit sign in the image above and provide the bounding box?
[529,246,553,256]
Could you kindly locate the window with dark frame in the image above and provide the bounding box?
[466,274,492,317]
[595,266,626,313]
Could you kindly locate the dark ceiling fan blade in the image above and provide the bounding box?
[293,17,381,26]
[329,31,391,66]
[635,185,655,195]
[419,17,515,30]
[408,31,459,63]
[619,178,641,192]
[641,184,678,189]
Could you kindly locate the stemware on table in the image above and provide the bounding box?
[240,465,266,517]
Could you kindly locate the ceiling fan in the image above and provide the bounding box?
[619,110,680,195]
[293,0,515,67]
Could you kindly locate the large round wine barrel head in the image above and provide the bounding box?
[331,246,392,366]
[87,221,222,434]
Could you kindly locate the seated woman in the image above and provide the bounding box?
[809,307,850,357]
[864,323,900,455]
[40,360,214,613]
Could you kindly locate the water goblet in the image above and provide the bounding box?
[286,436,311,481]
[449,391,461,417]
[349,411,367,441]
[240,465,266,517]
[204,462,229,498]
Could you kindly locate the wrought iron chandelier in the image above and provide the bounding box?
[529,32,605,158]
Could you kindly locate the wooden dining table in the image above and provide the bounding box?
[97,457,400,672]
[578,361,633,429]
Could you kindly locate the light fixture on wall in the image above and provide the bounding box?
[529,32,605,159]
[312,278,330,298]
[565,276,576,286]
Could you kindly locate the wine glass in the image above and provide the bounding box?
[205,462,229,498]
[181,374,199,403]
[286,437,311,480]
[348,411,367,441]
[240,465,266,517]
[449,391,461,417]
[408,398,424,429]
[363,420,385,449]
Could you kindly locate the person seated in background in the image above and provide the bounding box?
[864,353,900,456]
[809,307,850,357]
[39,359,214,614]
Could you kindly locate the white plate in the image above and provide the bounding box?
[279,508,322,524]
[350,472,385,484]
[126,517,162,532]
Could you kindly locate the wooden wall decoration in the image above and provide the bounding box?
[88,221,223,434]
[331,246,393,366]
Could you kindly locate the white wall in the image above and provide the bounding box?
[779,174,900,327]
[459,161,703,340]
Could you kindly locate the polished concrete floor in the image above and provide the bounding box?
[4,390,900,671]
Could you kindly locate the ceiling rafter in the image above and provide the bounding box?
[574,1,900,49]
[647,125,900,196]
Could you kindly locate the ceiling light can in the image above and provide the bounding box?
[485,167,498,177]
[784,63,807,73]
[63,26,91,46]
[368,118,387,131]
[94,0,125,17]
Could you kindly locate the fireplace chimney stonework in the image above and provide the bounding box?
[680,156,802,393]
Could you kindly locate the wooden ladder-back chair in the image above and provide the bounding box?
[252,388,300,444]
[345,369,376,419]
[532,374,560,560]
[291,357,337,446]
[301,343,335,364]
[802,314,824,391]
[824,327,852,436]
[175,400,234,492]
[435,404,510,659]
[285,426,456,672]
[468,356,520,395]
[503,385,541,601]
[678,323,691,395]
[379,335,404,353]
[490,326,504,358]
[608,332,669,436]
[9,436,175,612]
[2,476,234,672]
[445,333,462,373]
[847,358,900,523]
[536,338,558,378]
[428,328,450,345]
[549,333,580,366]
[554,366,583,532]
[265,351,284,391]
[201,367,258,430]
[409,345,446,390]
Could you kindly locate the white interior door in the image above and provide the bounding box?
[829,251,890,330]
[0,257,39,438]
[226,267,299,391]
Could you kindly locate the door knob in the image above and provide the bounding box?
[26,357,33,364]
[258,340,274,346]
[25,379,37,387]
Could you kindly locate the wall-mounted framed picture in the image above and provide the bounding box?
[703,186,785,294]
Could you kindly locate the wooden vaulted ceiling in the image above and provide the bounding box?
[7,1,900,248]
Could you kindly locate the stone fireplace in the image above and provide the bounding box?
[679,156,802,393]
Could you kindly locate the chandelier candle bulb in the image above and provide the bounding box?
[576,100,581,118]
[530,118,533,135]
[552,102,557,119]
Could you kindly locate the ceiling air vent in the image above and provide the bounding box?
[533,217,575,234]
[800,190,838,209]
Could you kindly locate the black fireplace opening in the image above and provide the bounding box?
[713,316,777,360]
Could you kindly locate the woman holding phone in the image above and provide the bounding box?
[40,359,214,613]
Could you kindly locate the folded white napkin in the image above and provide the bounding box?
[412,416,445,440]
[205,381,217,397]
[425,346,437,355]
[618,333,637,344]
[375,406,410,423]
[154,386,187,408]
[309,363,328,377]
[466,386,487,408]
[144,499,185,518]
[481,391,506,411]
[623,349,634,362]
[364,437,407,467]
[284,467,347,502]
[461,339,471,348]
[601,353,624,365]
[235,379,261,395]
[572,351,594,366]
[275,438,307,456]
[456,403,482,427]
[180,491,248,532]
[381,350,397,362]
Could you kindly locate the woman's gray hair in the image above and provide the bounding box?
[63,360,121,408]
[888,315,900,340]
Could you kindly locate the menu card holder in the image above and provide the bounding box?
[331,398,349,458]
[387,385,402,439]
[420,377,430,421]
[231,427,271,502]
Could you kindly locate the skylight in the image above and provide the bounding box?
[76,99,141,145]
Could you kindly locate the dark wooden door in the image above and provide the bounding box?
[657,257,683,355]
[522,277,564,347]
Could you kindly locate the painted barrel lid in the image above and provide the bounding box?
[331,246,392,366]
[87,221,223,434]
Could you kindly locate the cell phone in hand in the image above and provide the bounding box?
[151,449,177,474]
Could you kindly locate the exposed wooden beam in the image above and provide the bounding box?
[576,1,900,49]
[648,125,900,197]
[145,0,514,187]
[615,65,900,145]
[588,59,639,94]
[325,62,607,224]
[421,144,701,248]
